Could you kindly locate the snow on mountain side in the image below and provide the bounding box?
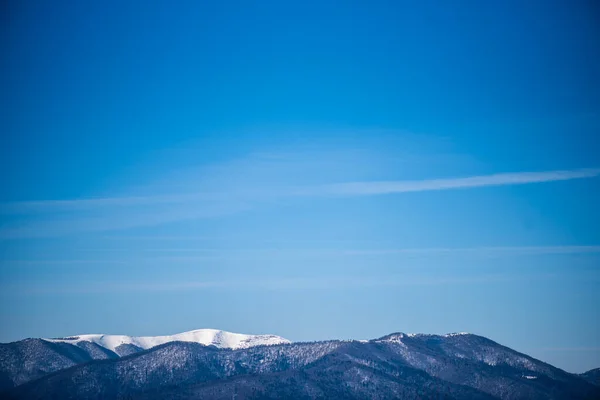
[375,331,471,341]
[9,334,600,400]
[44,328,290,353]
[4,330,600,399]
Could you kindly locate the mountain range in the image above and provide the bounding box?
[1,329,598,399]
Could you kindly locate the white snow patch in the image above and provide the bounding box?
[523,375,537,380]
[444,332,470,337]
[403,332,470,338]
[44,328,290,352]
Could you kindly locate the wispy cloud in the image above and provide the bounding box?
[309,168,600,196]
[537,347,600,352]
[0,167,598,238]
[2,168,598,213]
[0,203,251,239]
[0,260,130,266]
[75,245,600,257]
[3,245,598,267]
[341,246,600,256]
[7,274,545,295]
[0,193,226,214]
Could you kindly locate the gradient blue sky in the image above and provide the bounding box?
[1,0,599,373]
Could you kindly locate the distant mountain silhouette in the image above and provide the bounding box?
[2,330,598,399]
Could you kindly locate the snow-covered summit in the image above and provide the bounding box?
[44,328,290,353]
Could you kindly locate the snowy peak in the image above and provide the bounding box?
[44,328,290,354]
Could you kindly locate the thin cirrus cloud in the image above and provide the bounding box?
[538,347,600,352]
[0,167,598,238]
[2,245,598,266]
[9,274,550,295]
[78,245,600,258]
[3,167,600,211]
[0,203,252,239]
[307,168,600,196]
[341,245,600,256]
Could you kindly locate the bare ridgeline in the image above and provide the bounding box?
[0,328,598,399]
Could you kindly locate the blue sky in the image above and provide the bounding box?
[1,0,599,373]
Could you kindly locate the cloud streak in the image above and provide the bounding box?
[341,246,600,256]
[537,347,600,352]
[7,274,546,295]
[0,167,598,238]
[4,168,599,212]
[3,245,597,270]
[312,168,600,196]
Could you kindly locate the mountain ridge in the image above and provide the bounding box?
[2,330,598,399]
[42,328,291,353]
[580,367,600,386]
[0,328,289,389]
